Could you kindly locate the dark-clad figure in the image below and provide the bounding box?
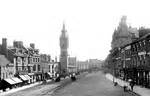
[130,80,135,91]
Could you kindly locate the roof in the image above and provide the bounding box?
[8,47,28,57]
[0,55,10,66]
[118,33,150,50]
[129,32,150,45]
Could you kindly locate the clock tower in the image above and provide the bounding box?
[59,23,69,73]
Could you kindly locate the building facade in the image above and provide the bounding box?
[27,43,41,82]
[68,57,77,73]
[77,60,89,72]
[0,38,45,82]
[0,55,14,80]
[88,59,102,69]
[110,29,150,88]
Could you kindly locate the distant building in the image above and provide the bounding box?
[77,60,89,72]
[76,59,102,72]
[88,59,102,69]
[68,57,77,73]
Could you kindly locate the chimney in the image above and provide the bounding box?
[13,41,17,48]
[19,41,23,48]
[2,38,8,57]
[48,55,51,62]
[30,43,35,49]
[13,41,23,48]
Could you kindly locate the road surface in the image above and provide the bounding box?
[4,71,138,96]
[52,71,138,96]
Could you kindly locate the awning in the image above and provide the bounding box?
[4,78,17,85]
[19,75,28,81]
[47,72,52,75]
[28,73,34,75]
[11,77,22,83]
[47,72,53,76]
[24,75,31,80]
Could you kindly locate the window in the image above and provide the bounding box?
[33,65,36,71]
[18,67,22,71]
[6,73,8,78]
[3,73,4,79]
[28,66,31,73]
[143,61,145,65]
[33,58,34,62]
[143,40,145,45]
[49,65,50,72]
[38,58,40,62]
[38,65,40,71]
[28,58,31,64]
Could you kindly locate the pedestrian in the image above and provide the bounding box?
[123,85,127,92]
[114,81,118,86]
[123,82,128,92]
[130,80,135,91]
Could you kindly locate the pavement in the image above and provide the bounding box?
[3,76,73,96]
[0,82,42,96]
[105,73,150,96]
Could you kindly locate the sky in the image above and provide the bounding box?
[0,0,150,61]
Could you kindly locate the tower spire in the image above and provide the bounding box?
[63,21,65,30]
[62,21,67,33]
[60,21,69,73]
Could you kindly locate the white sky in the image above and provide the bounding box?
[0,0,150,61]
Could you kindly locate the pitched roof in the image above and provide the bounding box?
[0,55,10,66]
